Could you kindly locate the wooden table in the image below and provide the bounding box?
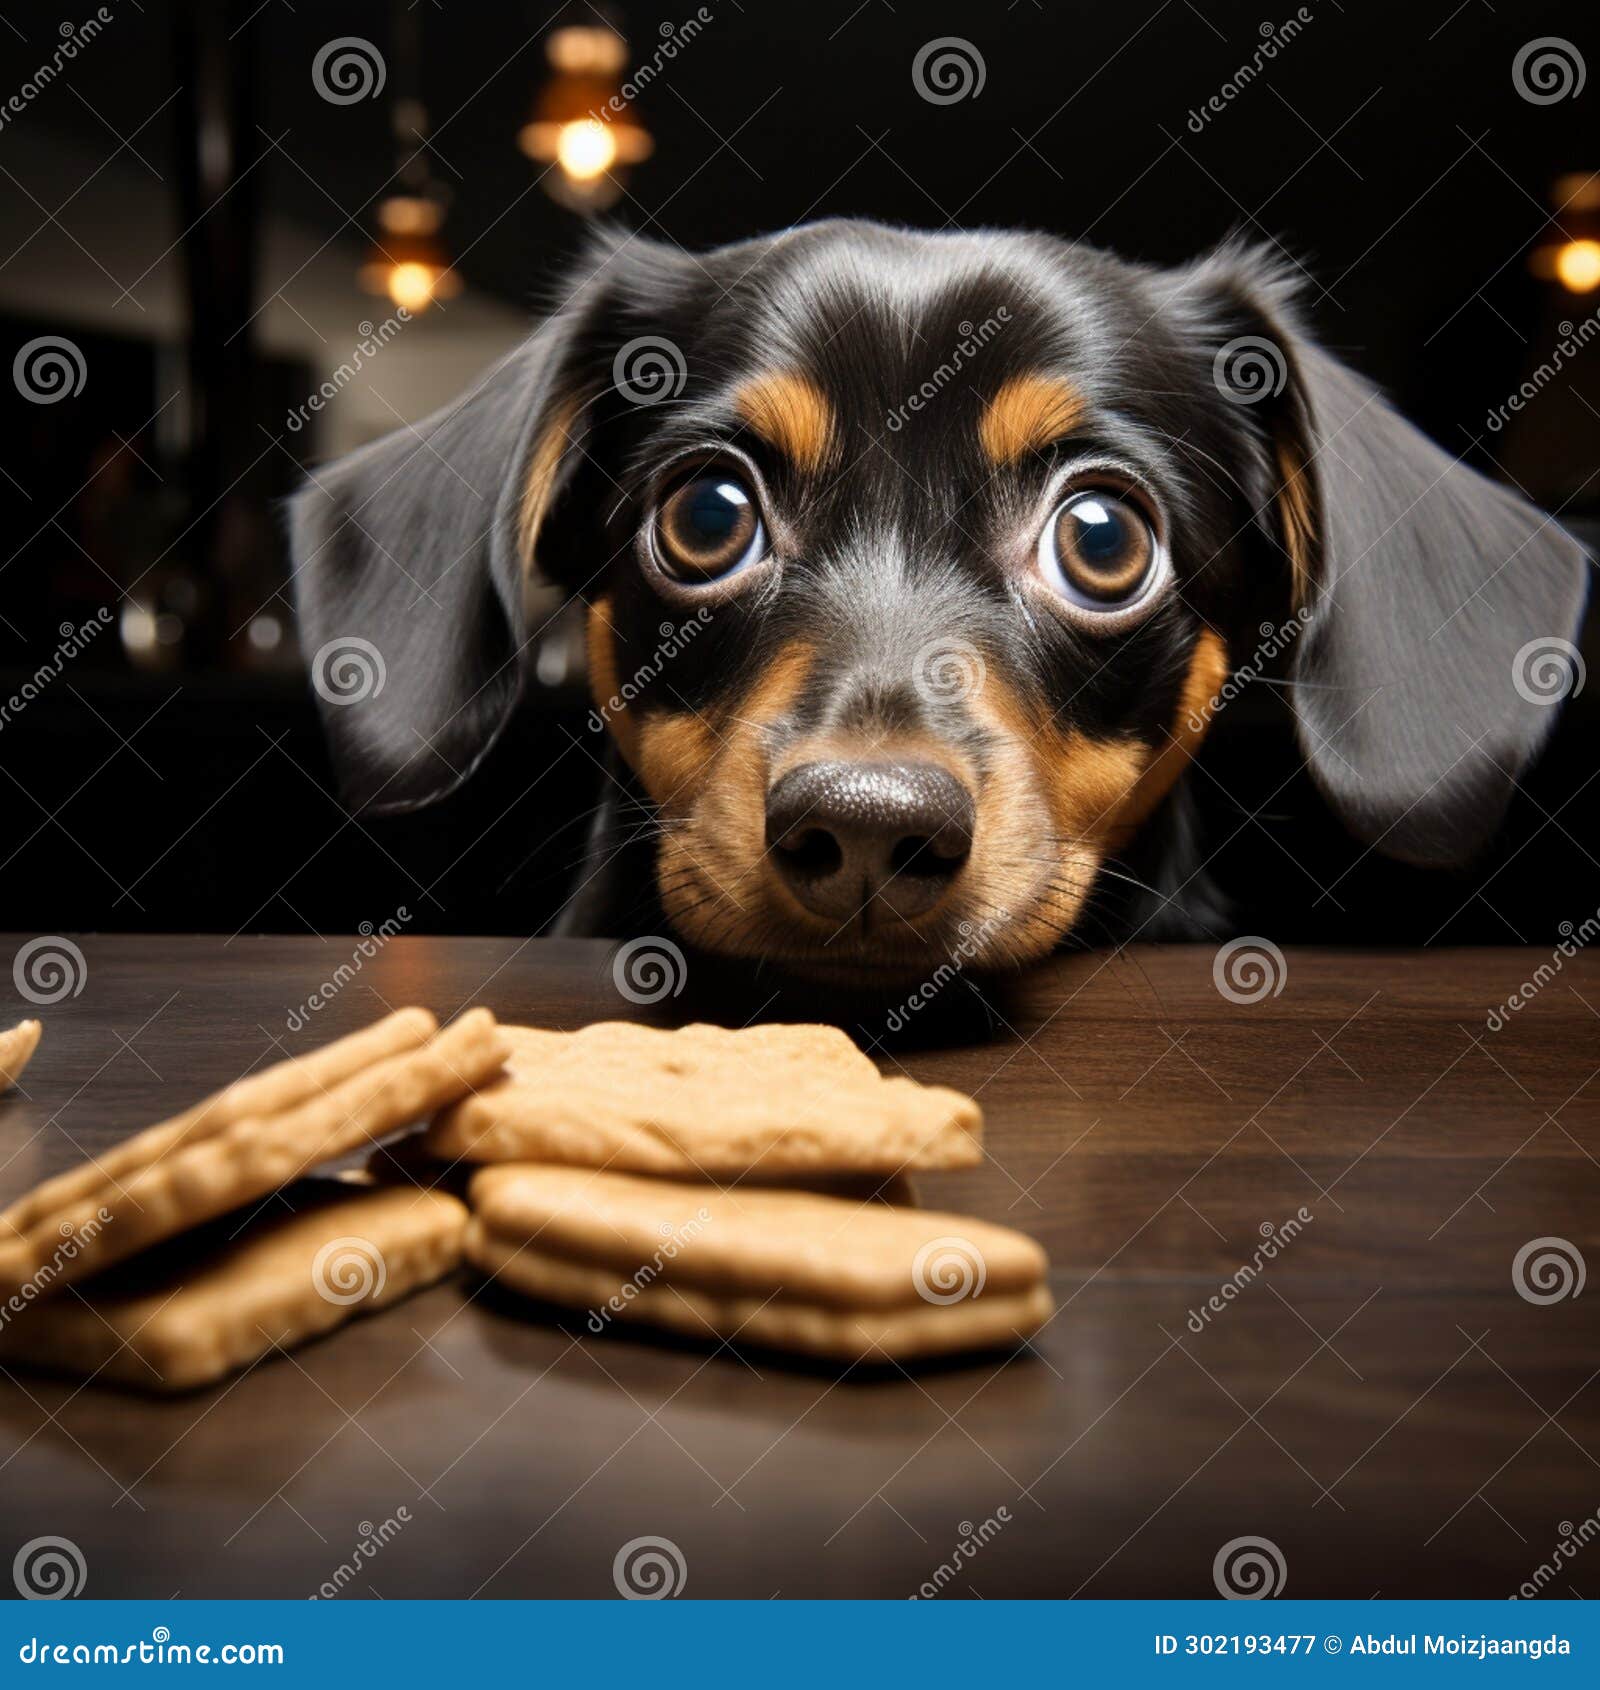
[1,935,1596,1599]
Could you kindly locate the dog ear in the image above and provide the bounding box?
[285,219,715,815]
[288,312,591,812]
[1167,247,1589,866]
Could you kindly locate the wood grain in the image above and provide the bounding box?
[0,934,1594,1598]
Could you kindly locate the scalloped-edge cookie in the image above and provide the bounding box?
[426,1021,981,1176]
[0,1007,506,1298]
[464,1165,1051,1363]
[0,1180,468,1391]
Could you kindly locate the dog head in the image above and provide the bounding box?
[291,221,1586,983]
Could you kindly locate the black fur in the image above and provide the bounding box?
[290,220,1589,973]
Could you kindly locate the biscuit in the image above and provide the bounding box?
[427,1022,981,1175]
[0,1181,468,1391]
[465,1166,1051,1363]
[2,1007,436,1240]
[0,1007,507,1298]
[1,1020,41,1092]
[365,1131,917,1207]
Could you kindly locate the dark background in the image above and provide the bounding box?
[0,0,1594,942]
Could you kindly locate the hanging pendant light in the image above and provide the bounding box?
[358,9,462,313]
[518,6,652,213]
[1531,173,1600,296]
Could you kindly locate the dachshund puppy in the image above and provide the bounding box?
[291,221,1587,985]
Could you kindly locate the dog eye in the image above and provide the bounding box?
[1039,490,1157,609]
[654,472,767,582]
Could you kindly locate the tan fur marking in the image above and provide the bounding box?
[979,373,1086,466]
[961,672,1147,965]
[654,641,816,951]
[733,372,836,472]
[690,641,814,853]
[585,598,640,768]
[518,395,583,566]
[1275,439,1316,607]
[739,639,816,729]
[1110,629,1231,840]
[637,713,718,811]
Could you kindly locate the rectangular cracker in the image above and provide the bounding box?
[0,1008,507,1298]
[2,1007,435,1239]
[426,1022,981,1176]
[467,1227,1053,1363]
[1,1019,41,1091]
[0,1181,468,1391]
[465,1165,1051,1362]
[367,1131,920,1207]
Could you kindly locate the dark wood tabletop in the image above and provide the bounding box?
[1,934,1596,1599]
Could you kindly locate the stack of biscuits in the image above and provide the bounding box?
[0,1008,504,1390]
[422,1022,1052,1363]
[0,1010,1052,1392]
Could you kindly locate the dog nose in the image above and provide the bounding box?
[765,760,975,922]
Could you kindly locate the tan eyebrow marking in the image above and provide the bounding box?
[732,371,836,472]
[979,372,1086,465]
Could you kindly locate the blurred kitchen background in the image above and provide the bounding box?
[0,0,1594,939]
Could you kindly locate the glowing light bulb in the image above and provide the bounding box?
[557,119,617,183]
[1555,238,1600,293]
[387,261,439,312]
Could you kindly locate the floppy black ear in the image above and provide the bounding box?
[288,320,582,812]
[1173,248,1589,867]
[289,230,708,813]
